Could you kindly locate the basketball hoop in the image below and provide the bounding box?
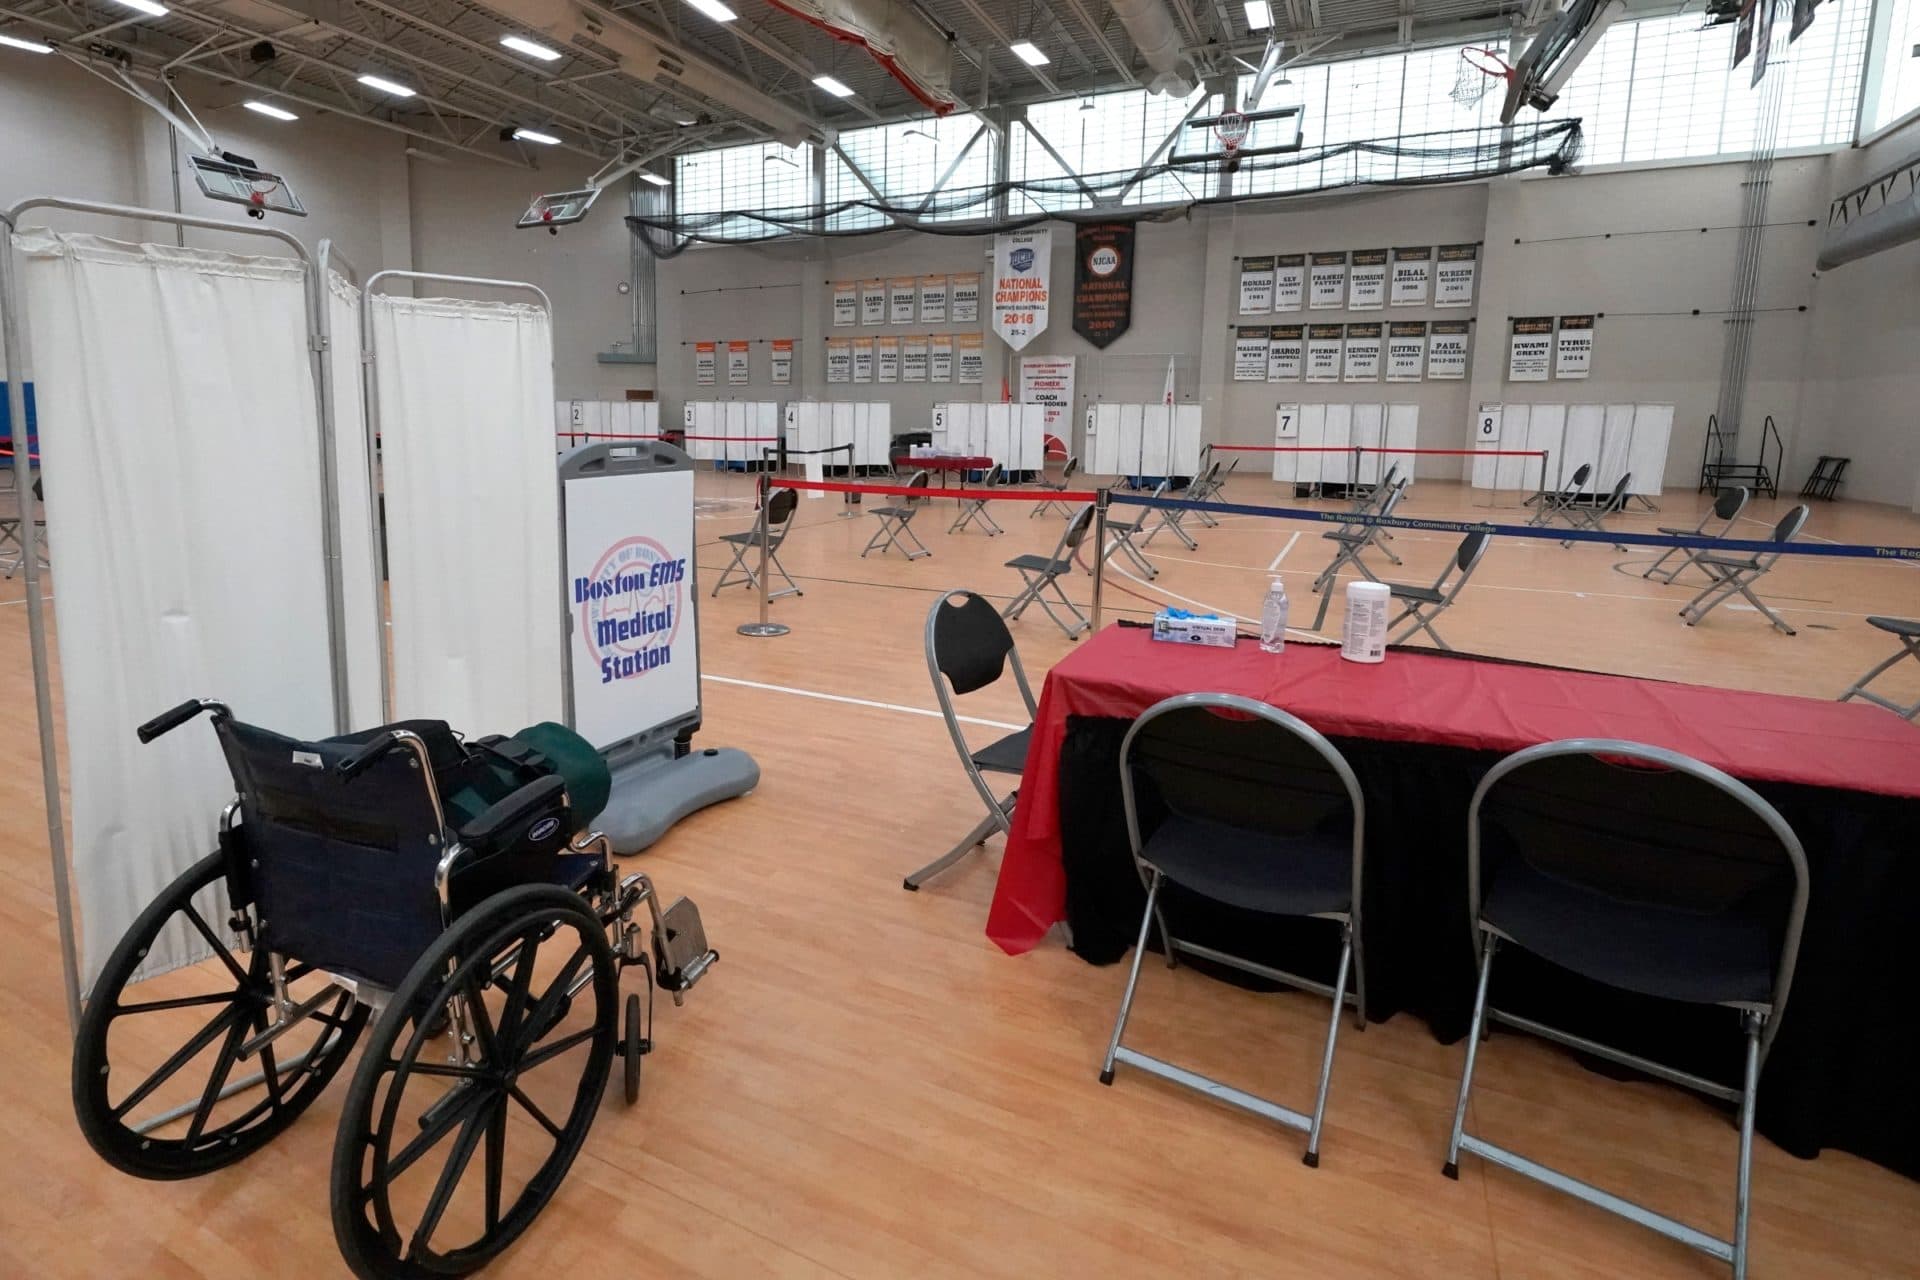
[1451,46,1515,109]
[1214,110,1251,165]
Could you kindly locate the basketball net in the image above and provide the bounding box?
[1450,47,1512,110]
[1214,111,1250,166]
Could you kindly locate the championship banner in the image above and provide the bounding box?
[956,332,984,384]
[889,277,917,325]
[1309,252,1348,309]
[825,337,851,383]
[876,335,899,383]
[1306,324,1344,383]
[1386,322,1426,383]
[1734,0,1758,69]
[1348,249,1388,310]
[1233,326,1270,381]
[1751,0,1775,86]
[1020,355,1076,438]
[1390,247,1433,307]
[1072,222,1135,349]
[920,275,949,323]
[1435,244,1478,308]
[950,273,981,323]
[992,230,1051,350]
[1274,254,1306,311]
[931,333,954,382]
[1790,0,1820,40]
[1509,316,1554,382]
[832,282,857,327]
[694,340,716,386]
[852,336,875,383]
[726,339,750,385]
[770,338,794,385]
[1556,314,1595,379]
[1239,255,1276,314]
[1427,320,1470,380]
[902,335,929,382]
[860,279,886,325]
[1267,323,1304,381]
[1343,322,1383,381]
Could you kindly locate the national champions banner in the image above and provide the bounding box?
[1072,222,1135,349]
[992,229,1051,350]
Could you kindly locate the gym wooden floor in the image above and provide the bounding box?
[3,470,1918,1278]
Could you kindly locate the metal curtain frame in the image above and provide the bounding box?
[1,196,349,1030]
[358,270,565,723]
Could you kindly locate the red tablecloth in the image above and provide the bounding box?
[986,626,1920,954]
[891,455,993,473]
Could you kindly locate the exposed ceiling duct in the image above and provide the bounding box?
[760,0,958,115]
[1108,0,1195,96]
[482,0,821,144]
[1819,155,1920,271]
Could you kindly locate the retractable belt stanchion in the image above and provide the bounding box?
[1091,487,1110,633]
[739,472,789,638]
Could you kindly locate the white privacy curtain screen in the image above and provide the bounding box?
[326,271,384,730]
[16,230,336,991]
[371,293,563,732]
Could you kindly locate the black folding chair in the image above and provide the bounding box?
[862,469,933,560]
[1099,480,1166,579]
[1003,505,1095,639]
[1679,504,1811,635]
[1030,454,1081,518]
[1445,739,1808,1280]
[1838,616,1920,720]
[712,486,801,599]
[1643,486,1749,584]
[1387,530,1489,650]
[1527,462,1592,529]
[1561,471,1631,549]
[1099,693,1366,1167]
[905,590,1038,890]
[949,463,1006,536]
[0,476,48,580]
[1308,480,1408,629]
[1189,458,1237,528]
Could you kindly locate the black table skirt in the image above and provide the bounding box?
[1056,714,1920,1180]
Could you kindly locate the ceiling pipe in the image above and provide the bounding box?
[1108,0,1198,95]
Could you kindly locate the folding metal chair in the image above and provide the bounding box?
[1386,530,1489,650]
[711,486,802,600]
[0,476,47,580]
[1679,505,1810,635]
[1030,455,1081,518]
[949,463,1006,536]
[1099,692,1366,1167]
[1526,462,1592,528]
[1561,472,1632,550]
[1099,480,1166,580]
[1141,466,1206,552]
[1838,616,1920,720]
[861,469,933,560]
[1346,461,1400,515]
[905,590,1038,890]
[1445,739,1808,1280]
[1308,480,1408,629]
[1188,458,1237,528]
[1003,505,1095,639]
[1643,486,1749,584]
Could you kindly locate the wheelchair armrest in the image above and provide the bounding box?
[454,774,568,847]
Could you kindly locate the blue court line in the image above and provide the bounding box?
[1106,492,1920,562]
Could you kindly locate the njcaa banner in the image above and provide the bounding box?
[992,230,1051,350]
[1073,222,1135,348]
[564,467,698,750]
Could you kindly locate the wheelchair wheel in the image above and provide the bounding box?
[72,850,368,1180]
[331,884,619,1280]
[623,992,642,1105]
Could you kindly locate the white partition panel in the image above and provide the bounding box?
[1139,405,1170,476]
[984,404,1013,469]
[1322,403,1353,486]
[1385,404,1419,487]
[1627,404,1674,495]
[685,401,716,460]
[1351,403,1386,485]
[1561,404,1604,491]
[1298,403,1327,486]
[1598,403,1636,493]
[1472,405,1514,489]
[1498,403,1556,490]
[1274,405,1302,483]
[1523,402,1563,491]
[1173,405,1203,475]
[1117,404,1144,478]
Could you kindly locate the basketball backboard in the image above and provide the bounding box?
[188,153,305,218]
[518,188,604,232]
[1171,106,1304,169]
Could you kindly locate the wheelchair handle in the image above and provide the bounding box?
[336,734,398,782]
[137,699,225,744]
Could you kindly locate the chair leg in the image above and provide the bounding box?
[711,540,753,597]
[903,804,1008,890]
[1100,873,1162,1085]
[1003,569,1045,621]
[1840,640,1920,719]
[765,548,803,600]
[1152,899,1176,969]
[1303,924,1354,1168]
[1033,575,1090,639]
[1732,576,1795,636]
[1443,935,1498,1179]
[1732,1011,1763,1280]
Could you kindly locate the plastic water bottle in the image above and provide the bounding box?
[1260,577,1289,653]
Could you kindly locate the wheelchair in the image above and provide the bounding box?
[71,698,717,1279]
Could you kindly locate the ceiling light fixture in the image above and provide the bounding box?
[512,126,562,145]
[499,34,562,61]
[813,74,854,98]
[1244,0,1273,31]
[243,100,298,121]
[640,172,671,186]
[1009,41,1049,66]
[683,0,738,20]
[357,73,416,98]
[0,32,51,52]
[108,0,168,16]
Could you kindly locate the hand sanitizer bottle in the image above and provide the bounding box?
[1260,577,1289,654]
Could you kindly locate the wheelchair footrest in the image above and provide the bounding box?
[657,896,717,994]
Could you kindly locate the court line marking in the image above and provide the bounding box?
[1105,560,1322,640]
[1267,532,1300,571]
[0,593,54,607]
[701,673,1025,731]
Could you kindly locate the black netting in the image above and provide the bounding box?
[628,121,1582,258]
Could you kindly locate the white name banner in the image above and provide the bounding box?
[1509,317,1553,382]
[930,334,954,382]
[832,282,857,327]
[888,277,916,325]
[694,341,716,386]
[770,338,793,385]
[991,231,1051,350]
[1309,252,1348,309]
[825,338,850,383]
[950,273,981,323]
[1239,256,1275,314]
[902,335,929,382]
[1343,322,1382,381]
[1348,249,1388,310]
[876,335,899,383]
[1427,321,1469,380]
[1556,314,1595,379]
[1306,324,1344,383]
[1267,324,1303,381]
[1233,326,1269,381]
[1386,322,1426,383]
[852,336,875,383]
[1274,254,1306,312]
[956,333,983,384]
[726,340,749,385]
[860,279,886,325]
[919,275,948,323]
[1390,247,1432,307]
[1435,244,1478,309]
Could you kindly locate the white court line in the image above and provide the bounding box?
[1267,532,1300,571]
[701,673,1025,731]
[1106,560,1321,640]
[0,593,54,607]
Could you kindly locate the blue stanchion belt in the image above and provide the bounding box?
[1106,492,1920,562]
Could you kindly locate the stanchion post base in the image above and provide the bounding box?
[737,622,791,638]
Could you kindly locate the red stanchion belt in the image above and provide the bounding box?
[782,478,1103,502]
